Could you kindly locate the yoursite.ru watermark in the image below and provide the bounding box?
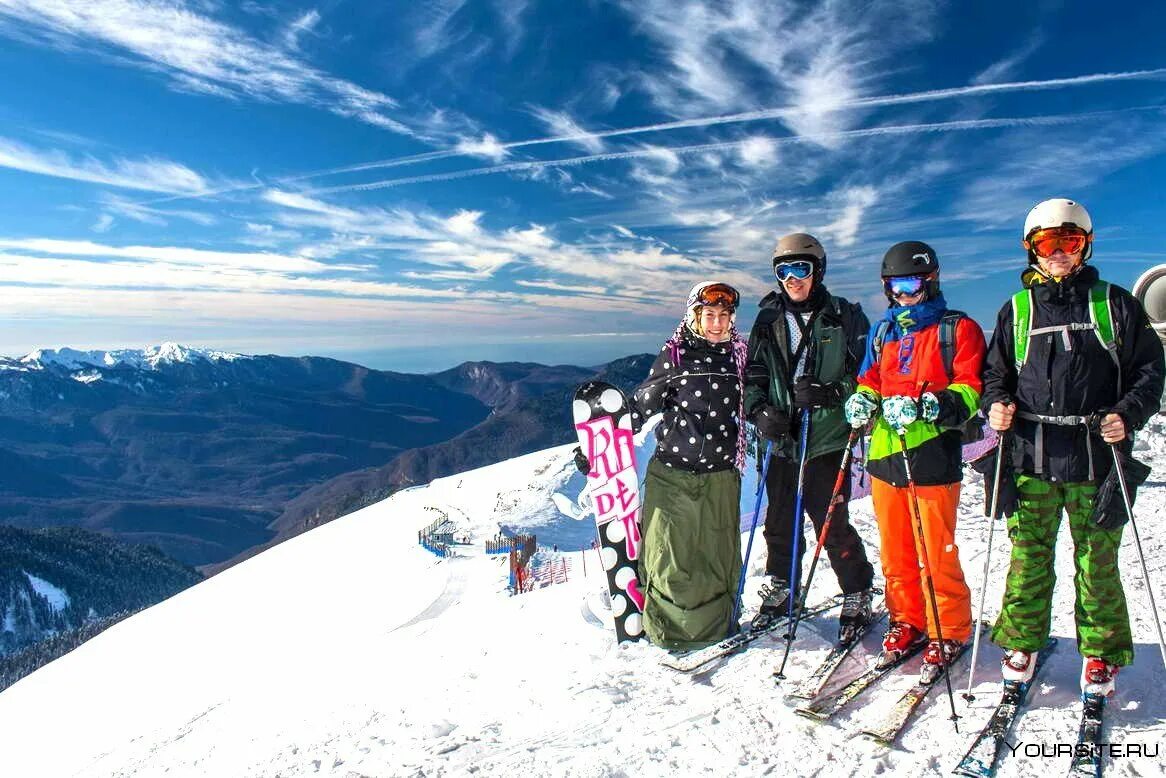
[1006,741,1160,759]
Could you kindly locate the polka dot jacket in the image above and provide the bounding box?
[631,330,743,474]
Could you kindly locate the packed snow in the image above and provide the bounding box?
[0,420,1164,777]
[23,573,70,613]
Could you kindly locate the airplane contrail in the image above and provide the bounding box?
[302,106,1164,195]
[149,68,1166,203]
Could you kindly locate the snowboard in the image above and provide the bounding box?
[572,381,645,643]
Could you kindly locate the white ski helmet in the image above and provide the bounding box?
[1023,198,1093,260]
[684,281,739,332]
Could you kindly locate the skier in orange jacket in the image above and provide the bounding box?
[843,241,986,682]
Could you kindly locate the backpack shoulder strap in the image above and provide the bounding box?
[871,319,891,364]
[1089,281,1122,394]
[1089,281,1120,365]
[938,310,964,382]
[1010,289,1033,371]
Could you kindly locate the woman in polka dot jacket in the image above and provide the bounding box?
[629,281,749,650]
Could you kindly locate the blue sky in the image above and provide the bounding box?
[1,0,1165,373]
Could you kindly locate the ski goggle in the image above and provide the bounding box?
[696,283,739,309]
[883,274,929,298]
[1024,227,1091,259]
[773,260,815,282]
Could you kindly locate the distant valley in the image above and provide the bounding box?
[0,343,650,666]
[0,345,651,570]
[0,344,491,567]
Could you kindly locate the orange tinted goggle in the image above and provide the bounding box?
[697,283,739,309]
[1025,227,1090,259]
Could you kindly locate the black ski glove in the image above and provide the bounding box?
[968,445,1018,519]
[1091,448,1152,530]
[753,405,791,442]
[791,376,842,410]
[572,446,590,475]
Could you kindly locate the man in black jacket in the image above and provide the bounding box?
[744,233,875,640]
[983,198,1165,697]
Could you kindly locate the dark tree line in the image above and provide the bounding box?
[0,526,202,656]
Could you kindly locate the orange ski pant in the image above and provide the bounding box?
[871,479,972,642]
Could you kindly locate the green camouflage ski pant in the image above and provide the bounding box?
[991,475,1133,666]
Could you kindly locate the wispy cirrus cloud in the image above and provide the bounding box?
[301,108,1161,195]
[515,279,607,295]
[0,238,352,273]
[0,0,415,136]
[493,0,529,58]
[148,67,1166,204]
[531,107,606,154]
[972,34,1044,86]
[955,116,1166,229]
[454,133,510,162]
[619,0,938,141]
[736,135,778,169]
[817,186,879,248]
[99,194,218,227]
[0,135,213,193]
[260,189,758,300]
[281,9,321,51]
[410,0,471,60]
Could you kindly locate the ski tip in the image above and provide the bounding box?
[951,760,990,777]
[860,730,895,746]
[794,707,829,721]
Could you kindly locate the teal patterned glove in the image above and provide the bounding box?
[881,395,918,432]
[843,392,878,429]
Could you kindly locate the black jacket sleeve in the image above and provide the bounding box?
[743,314,773,420]
[980,301,1017,412]
[1111,288,1165,431]
[630,346,676,428]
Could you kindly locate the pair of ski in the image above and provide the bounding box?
[796,623,981,745]
[659,594,843,673]
[953,638,1106,777]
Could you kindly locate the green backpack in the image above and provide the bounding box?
[1010,281,1120,392]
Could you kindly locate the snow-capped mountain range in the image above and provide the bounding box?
[0,344,493,568]
[15,343,247,373]
[1,418,1164,776]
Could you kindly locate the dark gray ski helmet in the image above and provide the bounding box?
[772,232,826,280]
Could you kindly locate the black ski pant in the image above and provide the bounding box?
[762,447,874,594]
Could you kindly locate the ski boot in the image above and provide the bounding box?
[1081,657,1118,697]
[1001,648,1038,683]
[837,588,874,645]
[920,638,963,684]
[752,576,792,630]
[875,621,926,670]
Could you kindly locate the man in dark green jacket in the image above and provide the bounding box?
[744,233,875,640]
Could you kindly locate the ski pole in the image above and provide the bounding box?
[1109,441,1166,672]
[775,426,860,680]
[786,410,813,624]
[732,439,774,633]
[896,429,960,731]
[963,430,1008,702]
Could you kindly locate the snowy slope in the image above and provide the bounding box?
[0,422,1165,777]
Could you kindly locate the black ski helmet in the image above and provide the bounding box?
[881,241,941,301]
